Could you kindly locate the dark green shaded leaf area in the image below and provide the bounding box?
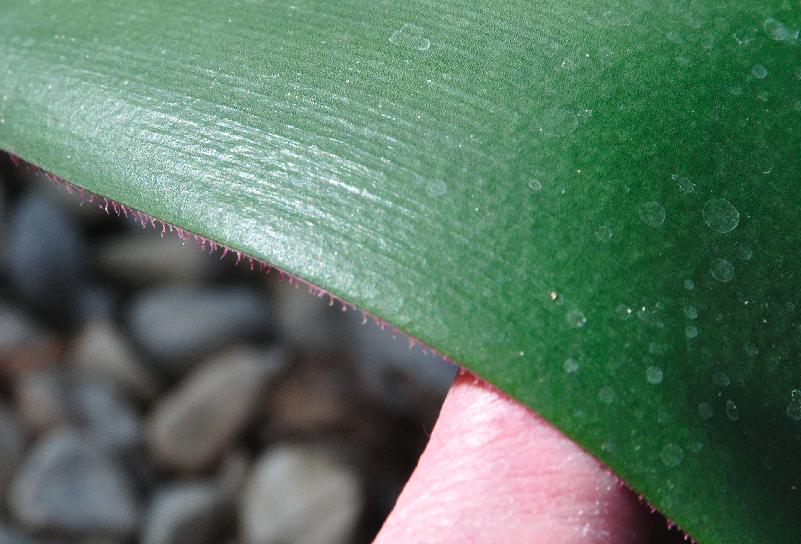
[2,1,800,541]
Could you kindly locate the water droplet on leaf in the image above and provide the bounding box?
[536,107,579,137]
[598,386,615,404]
[726,399,739,421]
[389,24,431,51]
[702,198,739,233]
[676,176,695,193]
[646,366,664,384]
[710,258,734,282]
[564,358,580,373]
[639,201,666,227]
[787,390,801,420]
[528,179,543,192]
[764,18,799,42]
[595,225,613,241]
[426,179,447,197]
[698,402,714,419]
[736,242,753,261]
[661,443,684,467]
[713,372,730,387]
[566,310,587,328]
[752,64,768,79]
[615,304,633,319]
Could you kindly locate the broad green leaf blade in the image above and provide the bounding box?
[1,1,799,541]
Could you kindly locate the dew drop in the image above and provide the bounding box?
[646,366,664,384]
[564,358,580,373]
[702,198,739,233]
[764,18,799,42]
[362,124,379,139]
[389,24,431,51]
[744,342,759,357]
[660,443,684,467]
[683,305,698,319]
[637,304,665,327]
[713,372,730,387]
[752,64,768,79]
[684,279,695,290]
[685,325,698,339]
[698,402,714,419]
[615,304,633,319]
[426,179,447,197]
[639,201,666,227]
[675,175,695,193]
[726,399,739,421]
[566,310,587,328]
[599,10,631,27]
[595,225,613,241]
[735,242,753,261]
[528,178,543,191]
[536,107,579,137]
[598,386,615,404]
[710,258,734,282]
[787,389,801,420]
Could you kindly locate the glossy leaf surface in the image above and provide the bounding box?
[2,2,800,541]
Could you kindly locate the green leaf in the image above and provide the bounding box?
[2,1,799,541]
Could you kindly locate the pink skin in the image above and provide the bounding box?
[374,373,652,544]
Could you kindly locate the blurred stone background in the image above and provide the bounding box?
[0,152,456,544]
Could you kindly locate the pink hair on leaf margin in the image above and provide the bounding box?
[6,153,693,542]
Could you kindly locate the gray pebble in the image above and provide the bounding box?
[68,379,141,452]
[95,231,221,286]
[4,192,87,316]
[241,445,363,544]
[0,403,25,503]
[13,370,70,435]
[141,481,225,544]
[273,281,350,352]
[347,311,456,413]
[146,347,284,472]
[0,523,38,544]
[68,321,160,402]
[73,283,118,322]
[126,287,270,370]
[0,301,47,359]
[8,429,139,537]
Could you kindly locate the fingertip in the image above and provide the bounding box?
[374,373,651,544]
